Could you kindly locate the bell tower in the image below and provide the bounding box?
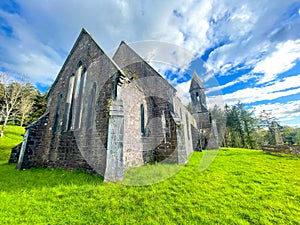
[189,71,218,150]
[189,71,208,114]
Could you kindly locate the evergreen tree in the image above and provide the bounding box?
[210,104,226,146]
[224,102,259,149]
[26,91,47,125]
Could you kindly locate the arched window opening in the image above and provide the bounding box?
[180,108,182,119]
[87,82,96,130]
[186,113,190,140]
[53,94,63,135]
[75,67,87,129]
[64,73,75,131]
[161,110,166,142]
[196,92,200,102]
[141,103,145,137]
[68,63,83,130]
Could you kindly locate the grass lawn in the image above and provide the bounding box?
[0,125,24,161]
[0,127,299,224]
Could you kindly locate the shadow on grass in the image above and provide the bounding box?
[121,163,182,186]
[4,130,24,137]
[0,162,104,193]
[262,151,299,159]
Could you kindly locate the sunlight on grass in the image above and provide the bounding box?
[0,125,24,161]
[121,163,182,186]
[0,145,299,224]
[199,149,219,171]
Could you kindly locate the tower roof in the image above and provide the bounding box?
[189,71,205,92]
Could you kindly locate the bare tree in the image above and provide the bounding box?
[0,73,23,138]
[18,83,37,126]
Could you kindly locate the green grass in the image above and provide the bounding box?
[0,125,25,161]
[0,147,299,225]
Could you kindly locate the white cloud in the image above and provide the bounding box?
[128,41,195,74]
[1,0,299,87]
[0,0,300,130]
[0,9,63,84]
[254,39,300,84]
[206,73,256,94]
[253,100,300,127]
[216,74,300,105]
[205,0,300,78]
[175,80,191,105]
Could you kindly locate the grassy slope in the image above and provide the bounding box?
[0,125,25,161]
[0,146,299,224]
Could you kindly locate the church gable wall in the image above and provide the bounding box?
[19,30,120,175]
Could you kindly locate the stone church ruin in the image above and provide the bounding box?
[11,29,218,181]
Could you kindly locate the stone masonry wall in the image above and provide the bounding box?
[173,96,195,156]
[121,81,147,170]
[47,30,119,175]
[16,113,50,169]
[18,29,120,175]
[113,42,179,164]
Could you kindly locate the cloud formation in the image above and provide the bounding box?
[0,0,300,126]
[218,74,300,105]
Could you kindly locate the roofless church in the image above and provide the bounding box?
[10,29,218,181]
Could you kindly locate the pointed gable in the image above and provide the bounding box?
[47,28,125,99]
[47,28,102,98]
[112,41,176,92]
[189,71,205,92]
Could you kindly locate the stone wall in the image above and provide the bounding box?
[15,29,121,176]
[16,113,51,169]
[173,96,195,156]
[12,29,213,180]
[9,143,22,164]
[262,145,300,155]
[113,42,180,164]
[121,81,147,170]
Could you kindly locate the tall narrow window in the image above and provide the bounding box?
[68,62,82,130]
[161,110,166,142]
[180,108,182,119]
[141,103,145,136]
[75,67,87,129]
[87,82,96,130]
[186,113,190,140]
[64,74,75,131]
[196,92,200,102]
[53,94,63,135]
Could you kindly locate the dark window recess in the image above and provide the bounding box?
[87,82,96,130]
[186,113,190,140]
[141,104,145,136]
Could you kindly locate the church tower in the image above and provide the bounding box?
[189,71,218,150]
[189,71,208,114]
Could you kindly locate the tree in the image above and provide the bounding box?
[210,104,226,146]
[0,73,23,138]
[26,90,47,125]
[282,126,300,145]
[224,104,243,147]
[258,110,283,145]
[237,102,258,149]
[224,102,260,149]
[258,110,275,128]
[18,83,37,126]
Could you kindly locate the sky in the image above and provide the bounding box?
[1,0,300,127]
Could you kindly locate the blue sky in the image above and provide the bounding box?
[1,0,300,127]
